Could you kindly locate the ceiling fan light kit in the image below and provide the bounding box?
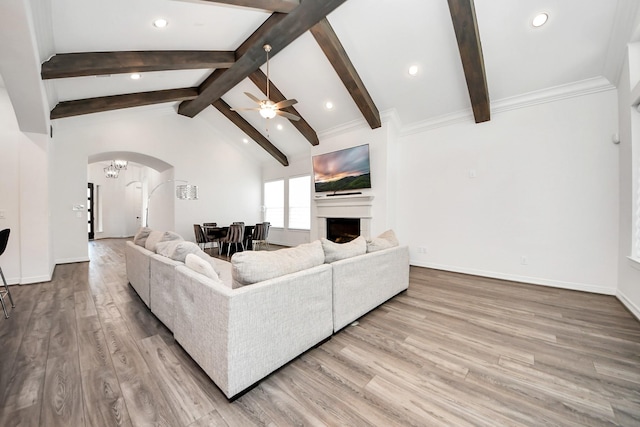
[231,44,301,122]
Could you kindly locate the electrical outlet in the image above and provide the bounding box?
[468,169,477,178]
[520,256,528,265]
[417,247,427,254]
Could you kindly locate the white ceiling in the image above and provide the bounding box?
[2,0,640,163]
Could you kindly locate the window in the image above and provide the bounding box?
[264,180,284,228]
[288,175,311,230]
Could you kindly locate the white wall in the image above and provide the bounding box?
[617,48,640,318]
[397,90,620,294]
[0,86,53,284]
[0,87,25,284]
[52,106,262,262]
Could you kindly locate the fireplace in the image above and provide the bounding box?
[327,218,360,243]
[314,194,373,241]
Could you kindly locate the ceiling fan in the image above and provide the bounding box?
[231,44,301,122]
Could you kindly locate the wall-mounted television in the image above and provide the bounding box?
[312,144,371,193]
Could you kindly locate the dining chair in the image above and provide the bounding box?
[221,223,244,256]
[193,224,210,253]
[0,229,15,319]
[252,222,270,250]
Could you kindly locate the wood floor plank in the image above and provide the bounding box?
[81,367,132,427]
[139,334,215,425]
[119,372,180,427]
[40,355,85,426]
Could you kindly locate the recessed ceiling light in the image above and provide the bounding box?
[408,65,419,76]
[532,13,548,27]
[276,124,283,130]
[242,138,249,144]
[130,73,141,80]
[153,18,168,28]
[325,101,334,110]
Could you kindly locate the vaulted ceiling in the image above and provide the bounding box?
[1,0,638,165]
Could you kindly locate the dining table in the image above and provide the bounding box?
[203,224,255,254]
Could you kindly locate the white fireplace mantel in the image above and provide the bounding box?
[314,194,374,239]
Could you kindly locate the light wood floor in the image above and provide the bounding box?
[1,239,639,426]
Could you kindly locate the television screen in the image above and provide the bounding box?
[312,144,371,193]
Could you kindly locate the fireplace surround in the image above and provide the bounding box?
[314,194,373,241]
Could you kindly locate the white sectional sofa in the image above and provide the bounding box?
[331,245,410,331]
[125,228,409,399]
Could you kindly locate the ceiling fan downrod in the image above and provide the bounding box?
[264,44,272,101]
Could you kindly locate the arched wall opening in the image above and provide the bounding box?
[87,151,176,239]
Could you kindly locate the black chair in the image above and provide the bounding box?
[193,224,211,253]
[0,229,15,319]
[252,222,270,250]
[221,223,244,256]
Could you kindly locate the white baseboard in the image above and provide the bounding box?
[616,290,640,321]
[56,256,90,265]
[411,260,616,295]
[19,274,53,285]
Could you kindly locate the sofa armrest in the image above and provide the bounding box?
[149,254,182,332]
[331,245,410,331]
[174,263,333,399]
[125,241,153,306]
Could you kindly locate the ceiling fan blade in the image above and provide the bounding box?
[230,107,261,112]
[273,98,298,109]
[244,92,263,105]
[277,110,301,121]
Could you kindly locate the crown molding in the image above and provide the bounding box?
[400,77,616,137]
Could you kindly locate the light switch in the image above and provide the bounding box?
[0,210,5,219]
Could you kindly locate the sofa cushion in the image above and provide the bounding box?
[145,230,183,252]
[156,240,201,263]
[321,236,367,263]
[231,240,324,288]
[366,229,399,253]
[185,253,221,281]
[133,227,152,247]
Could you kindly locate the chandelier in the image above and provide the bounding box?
[104,163,119,178]
[113,160,128,170]
[103,160,128,178]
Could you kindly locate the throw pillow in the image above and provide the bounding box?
[155,240,201,263]
[145,230,183,252]
[366,229,399,253]
[133,227,152,247]
[231,240,325,288]
[321,236,367,263]
[144,231,164,251]
[185,253,220,281]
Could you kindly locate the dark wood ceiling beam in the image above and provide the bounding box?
[310,18,381,129]
[178,0,348,118]
[50,88,198,119]
[248,69,319,146]
[199,0,299,13]
[212,98,289,166]
[41,51,235,79]
[446,0,490,123]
